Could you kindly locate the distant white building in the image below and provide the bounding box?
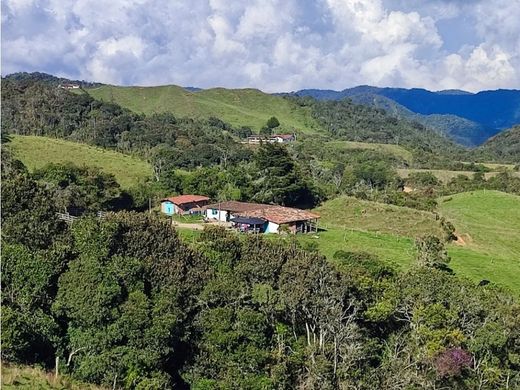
[246,133,296,144]
[59,83,80,89]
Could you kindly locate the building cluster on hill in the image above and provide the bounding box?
[161,196,319,234]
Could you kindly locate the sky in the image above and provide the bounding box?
[2,0,520,92]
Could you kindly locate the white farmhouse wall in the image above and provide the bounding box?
[264,221,280,233]
[205,208,228,222]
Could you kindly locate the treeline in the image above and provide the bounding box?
[2,152,520,389]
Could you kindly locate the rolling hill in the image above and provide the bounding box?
[8,135,152,188]
[83,84,322,134]
[439,191,520,293]
[306,191,520,295]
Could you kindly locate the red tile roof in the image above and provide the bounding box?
[162,195,210,205]
[243,206,319,224]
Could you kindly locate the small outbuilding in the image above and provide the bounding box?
[230,216,266,233]
[161,195,210,215]
[203,201,273,222]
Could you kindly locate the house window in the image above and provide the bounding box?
[211,209,218,215]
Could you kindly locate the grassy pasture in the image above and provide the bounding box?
[397,168,520,183]
[84,85,321,134]
[308,191,520,295]
[8,135,151,188]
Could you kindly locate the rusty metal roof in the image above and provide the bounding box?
[204,201,274,213]
[243,206,319,224]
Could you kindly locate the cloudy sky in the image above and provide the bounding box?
[2,0,520,92]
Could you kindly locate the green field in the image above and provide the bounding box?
[308,191,520,295]
[397,168,520,183]
[84,85,321,134]
[8,135,152,188]
[326,140,414,162]
[314,196,442,237]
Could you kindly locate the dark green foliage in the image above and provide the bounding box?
[1,170,66,249]
[266,116,280,129]
[415,235,451,271]
[253,143,320,207]
[33,163,126,214]
[475,125,520,163]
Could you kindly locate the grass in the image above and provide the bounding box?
[326,140,414,162]
[397,168,520,183]
[8,135,152,188]
[84,85,322,134]
[306,191,520,295]
[1,364,107,390]
[439,190,520,260]
[314,196,443,237]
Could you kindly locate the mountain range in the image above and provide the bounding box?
[287,86,520,146]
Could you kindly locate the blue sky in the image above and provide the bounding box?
[2,0,519,92]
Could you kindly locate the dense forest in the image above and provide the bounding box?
[2,150,520,389]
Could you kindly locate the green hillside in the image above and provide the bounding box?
[307,192,520,295]
[315,196,442,237]
[84,85,321,133]
[8,135,151,188]
[477,125,520,163]
[397,168,520,183]
[439,191,520,260]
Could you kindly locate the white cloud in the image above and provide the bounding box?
[2,0,519,91]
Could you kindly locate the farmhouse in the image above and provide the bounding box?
[203,201,273,222]
[204,201,319,234]
[161,195,210,215]
[243,205,319,234]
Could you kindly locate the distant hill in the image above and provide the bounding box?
[290,86,520,146]
[82,84,322,134]
[338,92,492,146]
[5,71,103,88]
[2,72,465,159]
[477,125,520,163]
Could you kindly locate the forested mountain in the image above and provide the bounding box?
[290,86,520,146]
[477,125,520,163]
[290,96,461,155]
[332,92,492,146]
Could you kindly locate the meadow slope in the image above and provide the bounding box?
[8,135,152,188]
[84,85,322,133]
[307,192,520,295]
